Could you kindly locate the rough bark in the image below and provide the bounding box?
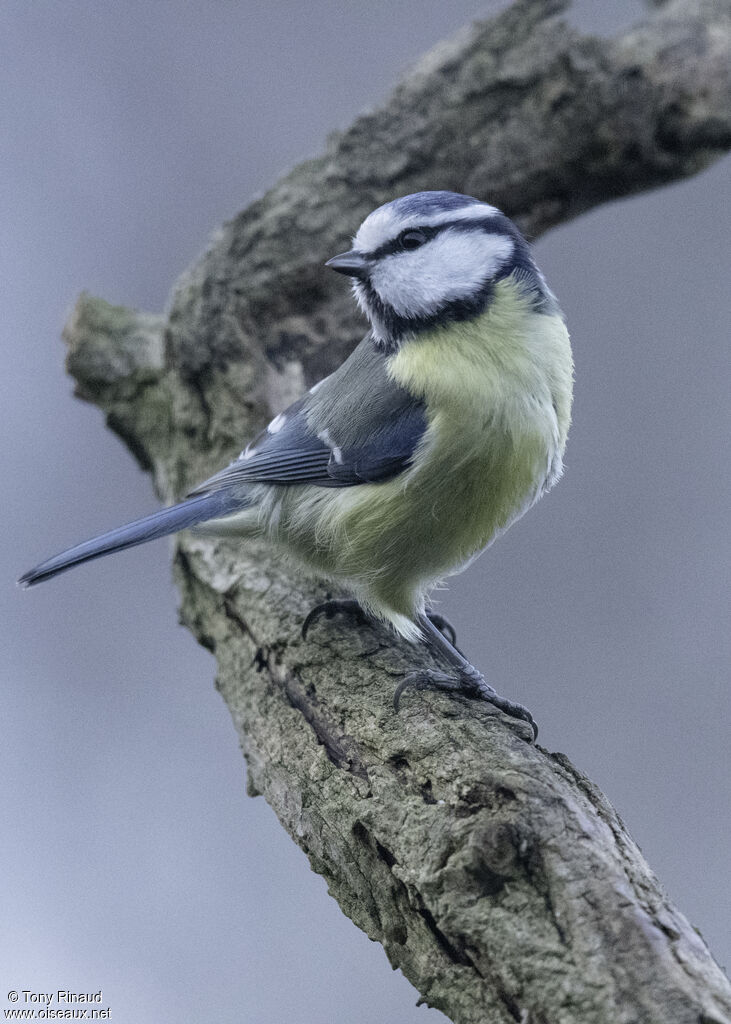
[61,1,731,1021]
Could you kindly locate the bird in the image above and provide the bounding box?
[19,191,573,739]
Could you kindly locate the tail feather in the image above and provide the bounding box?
[18,491,240,588]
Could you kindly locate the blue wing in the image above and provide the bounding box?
[189,336,428,494]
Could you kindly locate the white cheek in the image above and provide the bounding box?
[370,231,514,318]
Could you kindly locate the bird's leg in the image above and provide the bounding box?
[395,614,538,741]
[302,598,458,645]
[423,610,458,648]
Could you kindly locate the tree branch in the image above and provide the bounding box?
[62,1,731,1021]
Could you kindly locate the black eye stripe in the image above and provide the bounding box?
[368,226,438,259]
[366,214,518,260]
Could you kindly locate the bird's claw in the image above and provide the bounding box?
[393,669,455,711]
[394,668,538,741]
[301,598,366,640]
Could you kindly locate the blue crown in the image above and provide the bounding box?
[384,191,483,218]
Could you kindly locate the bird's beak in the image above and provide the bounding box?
[325,250,370,281]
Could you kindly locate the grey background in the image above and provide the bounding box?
[2,2,728,1022]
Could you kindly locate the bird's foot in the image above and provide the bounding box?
[302,599,457,645]
[394,665,538,741]
[301,598,366,640]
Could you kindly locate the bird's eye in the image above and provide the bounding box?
[398,229,427,251]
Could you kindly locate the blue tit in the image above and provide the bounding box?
[20,191,573,738]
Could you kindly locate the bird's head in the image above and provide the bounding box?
[326,191,552,349]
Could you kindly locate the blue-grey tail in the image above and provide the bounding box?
[18,491,240,588]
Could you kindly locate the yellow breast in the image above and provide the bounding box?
[380,277,574,580]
